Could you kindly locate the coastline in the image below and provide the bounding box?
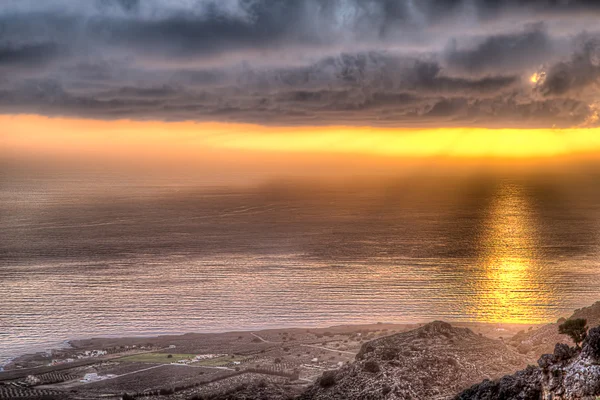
[1,320,540,375]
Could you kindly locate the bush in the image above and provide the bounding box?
[167,354,173,358]
[319,371,336,388]
[380,348,398,361]
[559,318,588,348]
[122,394,135,400]
[382,384,392,395]
[517,342,532,354]
[364,360,380,373]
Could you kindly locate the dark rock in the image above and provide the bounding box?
[537,353,554,369]
[456,366,542,400]
[582,325,600,361]
[553,342,573,361]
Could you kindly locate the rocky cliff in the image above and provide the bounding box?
[457,326,600,400]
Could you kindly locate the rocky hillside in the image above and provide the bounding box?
[203,380,299,400]
[299,321,527,400]
[509,301,600,358]
[457,325,600,400]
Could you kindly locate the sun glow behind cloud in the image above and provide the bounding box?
[3,115,600,162]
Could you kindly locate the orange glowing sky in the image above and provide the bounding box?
[3,115,600,163]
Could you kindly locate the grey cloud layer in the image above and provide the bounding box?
[1,0,600,127]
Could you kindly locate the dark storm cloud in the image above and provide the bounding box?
[96,0,140,12]
[0,43,61,68]
[1,0,600,127]
[444,23,555,75]
[536,36,600,96]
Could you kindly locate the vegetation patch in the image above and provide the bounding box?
[118,353,198,363]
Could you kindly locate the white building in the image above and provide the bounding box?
[82,373,98,382]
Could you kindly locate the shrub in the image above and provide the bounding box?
[364,360,380,373]
[381,348,398,361]
[382,384,392,395]
[319,371,336,388]
[559,318,588,348]
[517,342,532,354]
[122,394,135,400]
[167,354,173,358]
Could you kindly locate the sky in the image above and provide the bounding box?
[3,0,600,169]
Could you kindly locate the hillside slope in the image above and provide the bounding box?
[300,321,527,400]
[509,301,600,358]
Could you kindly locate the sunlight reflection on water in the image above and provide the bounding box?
[469,181,556,323]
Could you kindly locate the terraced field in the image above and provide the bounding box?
[0,385,63,399]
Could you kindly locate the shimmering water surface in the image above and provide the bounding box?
[2,173,600,363]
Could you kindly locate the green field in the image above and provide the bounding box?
[118,353,197,364]
[118,352,247,366]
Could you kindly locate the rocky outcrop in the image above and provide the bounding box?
[300,321,527,400]
[457,326,600,400]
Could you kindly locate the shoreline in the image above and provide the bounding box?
[1,320,542,374]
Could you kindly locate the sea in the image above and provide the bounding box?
[3,170,600,364]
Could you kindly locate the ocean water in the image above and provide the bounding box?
[2,172,600,363]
